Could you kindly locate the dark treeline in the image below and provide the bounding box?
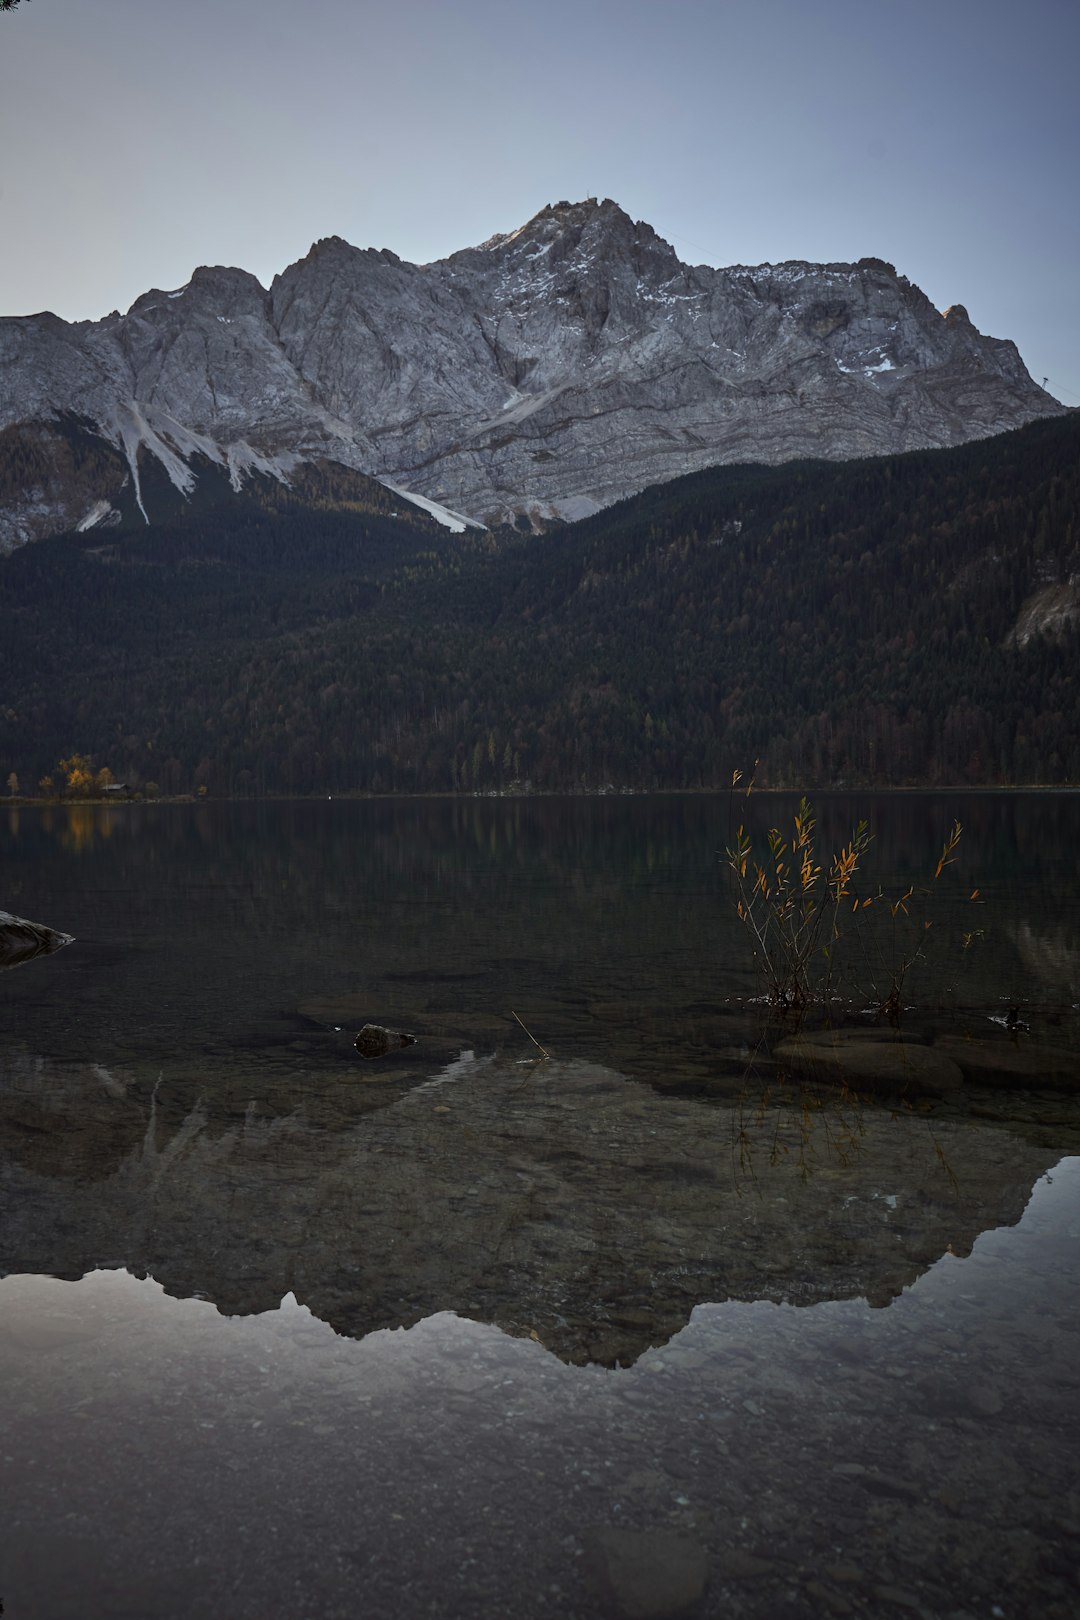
[1,412,1078,795]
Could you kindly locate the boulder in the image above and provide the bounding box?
[354,1023,417,1060]
[0,910,74,970]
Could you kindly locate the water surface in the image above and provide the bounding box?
[1,794,1078,1618]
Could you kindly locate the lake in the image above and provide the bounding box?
[1,793,1079,1619]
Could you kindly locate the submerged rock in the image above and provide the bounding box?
[581,1526,709,1619]
[773,1028,964,1098]
[354,1023,418,1060]
[936,1035,1080,1091]
[0,1047,142,1181]
[0,910,74,970]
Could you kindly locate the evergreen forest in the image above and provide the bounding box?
[1,412,1078,796]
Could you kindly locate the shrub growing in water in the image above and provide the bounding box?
[725,771,964,1018]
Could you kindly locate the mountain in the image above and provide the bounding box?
[2,412,1078,795]
[0,199,1064,551]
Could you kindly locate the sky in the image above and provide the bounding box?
[1,0,1078,403]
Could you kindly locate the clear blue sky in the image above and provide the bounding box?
[2,0,1077,402]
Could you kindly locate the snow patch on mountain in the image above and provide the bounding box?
[76,499,116,532]
[225,442,299,492]
[380,481,482,534]
[475,385,571,434]
[104,402,197,519]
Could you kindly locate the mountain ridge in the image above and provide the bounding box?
[0,198,1065,551]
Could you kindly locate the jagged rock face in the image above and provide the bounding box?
[0,198,1064,548]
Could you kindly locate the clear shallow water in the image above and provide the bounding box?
[1,794,1079,1618]
[1,1162,1078,1620]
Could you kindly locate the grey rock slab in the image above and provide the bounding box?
[581,1525,709,1618]
[803,1025,934,1044]
[935,1036,1080,1091]
[772,1030,965,1096]
[712,1548,775,1579]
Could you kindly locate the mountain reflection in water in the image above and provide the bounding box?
[1,794,1079,1618]
[1,1163,1077,1620]
[0,1047,1067,1364]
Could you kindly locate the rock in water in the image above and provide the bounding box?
[773,1028,965,1098]
[582,1526,709,1619]
[0,910,74,970]
[354,1024,417,1060]
[935,1035,1080,1090]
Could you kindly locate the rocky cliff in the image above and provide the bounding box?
[0,198,1064,549]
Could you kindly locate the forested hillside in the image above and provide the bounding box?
[2,414,1078,795]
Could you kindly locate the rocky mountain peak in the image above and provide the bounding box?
[189,263,267,298]
[0,200,1067,550]
[460,195,671,271]
[127,265,268,322]
[305,233,352,257]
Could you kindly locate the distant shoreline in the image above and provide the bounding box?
[5,783,1080,809]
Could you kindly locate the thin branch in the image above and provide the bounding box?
[511,1009,550,1060]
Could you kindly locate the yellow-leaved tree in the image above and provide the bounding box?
[57,755,96,797]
